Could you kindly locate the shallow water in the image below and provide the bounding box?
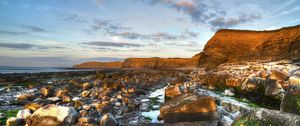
[141,85,167,123]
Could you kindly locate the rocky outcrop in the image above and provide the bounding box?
[73,61,123,69]
[199,25,300,68]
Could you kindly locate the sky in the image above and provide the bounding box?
[0,0,300,67]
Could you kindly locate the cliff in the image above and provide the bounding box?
[73,54,200,69]
[73,61,123,69]
[198,25,300,68]
[123,55,199,69]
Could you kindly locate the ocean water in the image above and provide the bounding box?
[0,66,98,74]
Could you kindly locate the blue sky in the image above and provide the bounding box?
[0,0,299,67]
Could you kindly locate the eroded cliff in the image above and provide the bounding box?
[198,25,300,68]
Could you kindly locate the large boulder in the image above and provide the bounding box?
[232,109,300,126]
[27,104,79,126]
[280,89,300,115]
[160,93,218,124]
[198,26,300,68]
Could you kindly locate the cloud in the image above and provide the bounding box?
[0,42,66,50]
[21,25,49,33]
[141,0,263,30]
[82,41,142,47]
[0,30,27,35]
[59,13,89,23]
[88,19,130,34]
[0,43,35,49]
[0,24,50,36]
[209,13,262,28]
[112,30,198,41]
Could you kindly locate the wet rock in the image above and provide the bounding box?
[55,89,68,98]
[6,117,25,126]
[79,110,88,117]
[16,109,32,119]
[16,93,35,101]
[281,89,300,115]
[223,89,235,96]
[160,92,218,123]
[269,70,290,81]
[27,104,79,126]
[82,90,90,97]
[220,116,233,126]
[165,84,184,101]
[232,108,300,126]
[47,97,61,102]
[94,101,112,113]
[40,87,54,97]
[99,113,118,126]
[24,103,42,112]
[62,96,72,103]
[264,80,285,100]
[82,82,91,90]
[78,117,96,124]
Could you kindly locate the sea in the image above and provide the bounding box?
[0,66,99,74]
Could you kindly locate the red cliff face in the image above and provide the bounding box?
[198,25,300,68]
[73,61,123,69]
[73,54,200,69]
[122,55,199,69]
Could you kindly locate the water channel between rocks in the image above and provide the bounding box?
[141,85,167,123]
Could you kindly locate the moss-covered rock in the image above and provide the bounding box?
[280,89,300,115]
[232,109,300,126]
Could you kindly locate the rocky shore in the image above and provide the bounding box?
[1,25,300,126]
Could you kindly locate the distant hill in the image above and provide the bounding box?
[73,61,123,69]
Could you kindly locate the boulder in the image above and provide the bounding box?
[99,113,118,126]
[232,109,300,126]
[160,93,218,123]
[164,84,184,101]
[16,93,35,101]
[40,87,54,97]
[24,103,42,112]
[82,91,90,97]
[264,80,285,100]
[16,109,32,119]
[27,104,79,126]
[6,117,25,126]
[82,82,91,90]
[280,89,300,115]
[55,89,68,98]
[269,70,290,81]
[78,117,96,124]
